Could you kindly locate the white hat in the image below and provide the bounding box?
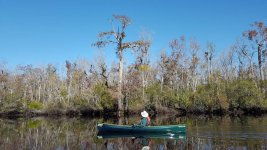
[141,111,149,117]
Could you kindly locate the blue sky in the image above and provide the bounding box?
[1,0,267,70]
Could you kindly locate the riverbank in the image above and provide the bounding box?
[1,106,267,118]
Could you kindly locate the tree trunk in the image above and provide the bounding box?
[67,76,72,104]
[206,57,209,83]
[258,44,264,81]
[249,58,255,79]
[38,85,41,101]
[118,49,123,117]
[142,71,145,103]
[209,58,212,83]
[123,93,129,115]
[160,76,163,93]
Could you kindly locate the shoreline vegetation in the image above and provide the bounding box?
[1,16,267,118]
[1,106,267,118]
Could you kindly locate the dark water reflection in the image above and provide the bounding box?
[0,115,267,149]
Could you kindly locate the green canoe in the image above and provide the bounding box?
[97,123,186,134]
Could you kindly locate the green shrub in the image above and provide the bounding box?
[60,88,68,99]
[176,89,191,109]
[72,97,94,110]
[128,96,143,110]
[0,94,24,112]
[93,84,114,109]
[260,80,267,99]
[28,101,43,110]
[44,101,66,111]
[145,83,161,104]
[145,83,191,109]
[195,83,228,111]
[226,80,263,109]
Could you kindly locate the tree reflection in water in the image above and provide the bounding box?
[0,115,266,149]
[102,137,186,150]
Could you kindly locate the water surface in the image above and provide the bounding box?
[0,115,266,149]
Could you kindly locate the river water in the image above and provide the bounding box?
[0,115,266,150]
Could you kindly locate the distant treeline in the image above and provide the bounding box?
[0,16,267,117]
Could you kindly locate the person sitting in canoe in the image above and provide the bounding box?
[133,110,150,127]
